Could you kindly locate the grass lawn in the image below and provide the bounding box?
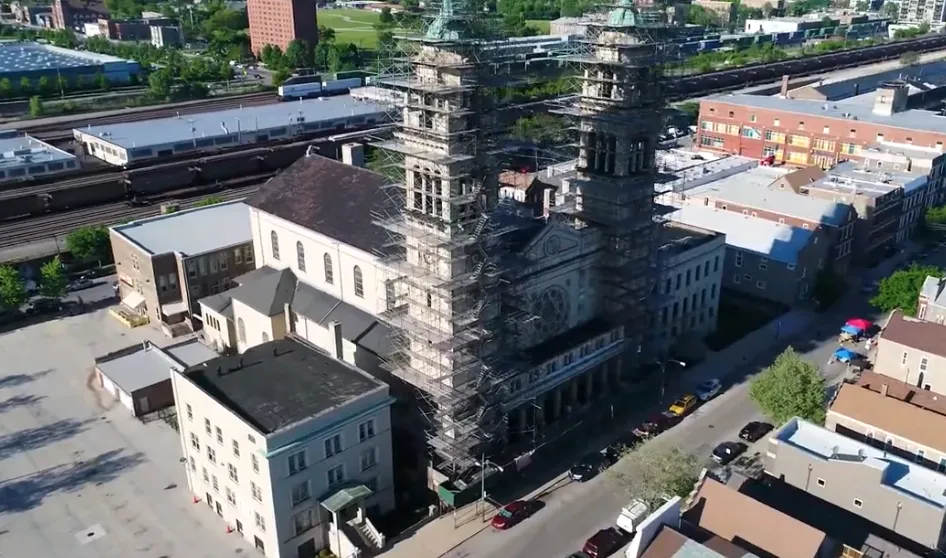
[319,8,384,49]
[527,20,551,34]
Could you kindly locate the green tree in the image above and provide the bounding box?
[609,445,703,508]
[0,265,26,310]
[148,68,173,99]
[285,39,311,69]
[379,6,394,25]
[28,96,44,117]
[319,26,336,43]
[511,114,568,144]
[871,264,944,316]
[39,256,67,299]
[96,72,110,91]
[19,76,31,94]
[272,68,292,87]
[883,1,899,20]
[812,269,845,309]
[0,78,11,98]
[749,347,826,426]
[761,1,774,17]
[927,204,946,227]
[37,75,51,96]
[560,0,582,17]
[196,196,225,206]
[65,225,111,263]
[900,51,920,66]
[260,44,286,69]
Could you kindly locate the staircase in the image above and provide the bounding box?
[343,516,385,557]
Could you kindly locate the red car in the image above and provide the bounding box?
[491,500,533,530]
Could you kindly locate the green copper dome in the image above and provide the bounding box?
[426,0,471,41]
[607,0,640,27]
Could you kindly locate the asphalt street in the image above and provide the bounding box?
[445,247,945,558]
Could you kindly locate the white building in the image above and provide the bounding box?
[171,336,395,558]
[0,131,78,181]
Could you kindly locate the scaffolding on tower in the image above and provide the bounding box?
[368,0,543,479]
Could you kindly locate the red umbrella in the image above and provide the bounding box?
[846,318,872,330]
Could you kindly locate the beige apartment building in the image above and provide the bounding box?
[171,336,395,558]
[874,310,946,394]
[110,201,255,333]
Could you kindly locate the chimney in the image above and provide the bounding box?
[780,75,790,97]
[881,383,889,398]
[341,143,365,167]
[330,321,344,361]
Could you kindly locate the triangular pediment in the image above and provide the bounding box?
[521,224,581,262]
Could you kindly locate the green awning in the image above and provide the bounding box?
[320,484,373,514]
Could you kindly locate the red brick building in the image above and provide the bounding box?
[696,82,946,169]
[247,0,319,55]
[52,0,108,31]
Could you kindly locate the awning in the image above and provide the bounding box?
[846,318,872,331]
[833,347,860,362]
[840,324,862,335]
[161,300,188,316]
[320,484,373,514]
[121,291,146,310]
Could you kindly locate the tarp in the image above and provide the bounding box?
[841,324,863,335]
[846,318,872,330]
[834,347,859,362]
[121,291,145,310]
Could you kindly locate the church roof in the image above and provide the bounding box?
[245,154,386,255]
[608,0,640,27]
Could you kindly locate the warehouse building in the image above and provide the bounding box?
[0,131,78,182]
[74,96,389,166]
[0,41,140,90]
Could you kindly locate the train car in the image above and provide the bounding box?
[278,75,323,101]
[321,77,364,96]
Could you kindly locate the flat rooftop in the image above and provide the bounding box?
[0,41,128,74]
[659,222,721,257]
[656,150,760,193]
[181,337,385,435]
[669,204,813,264]
[813,161,925,198]
[774,418,946,508]
[76,96,387,150]
[683,166,851,226]
[95,339,217,394]
[0,133,75,168]
[112,200,252,257]
[707,92,946,137]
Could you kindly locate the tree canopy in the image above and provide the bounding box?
[927,204,946,227]
[609,444,703,508]
[0,265,26,310]
[39,256,67,299]
[871,264,944,316]
[65,226,111,263]
[749,347,826,426]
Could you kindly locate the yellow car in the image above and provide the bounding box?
[668,394,698,417]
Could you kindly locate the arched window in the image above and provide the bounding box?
[296,241,306,272]
[262,332,269,343]
[353,266,364,298]
[237,318,246,343]
[270,231,280,260]
[324,253,334,285]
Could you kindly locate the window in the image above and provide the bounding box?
[288,450,307,475]
[324,434,342,457]
[759,258,768,270]
[901,351,908,366]
[251,481,262,502]
[202,467,209,482]
[212,475,219,491]
[232,440,240,458]
[323,253,334,284]
[361,447,378,471]
[920,357,929,373]
[816,478,826,487]
[205,418,212,435]
[749,114,757,122]
[291,480,311,505]
[917,450,926,463]
[773,118,780,126]
[359,420,375,442]
[207,447,216,464]
[714,256,719,272]
[215,427,223,444]
[757,281,767,290]
[822,125,830,134]
[237,318,246,343]
[270,231,280,260]
[353,266,364,298]
[327,464,345,487]
[734,252,743,267]
[255,511,266,532]
[734,274,742,284]
[293,240,307,271]
[262,332,269,343]
[251,454,259,473]
[234,248,243,264]
[293,508,316,536]
[228,463,239,483]
[852,499,863,509]
[787,263,795,271]
[190,433,200,450]
[226,487,236,506]
[939,458,946,473]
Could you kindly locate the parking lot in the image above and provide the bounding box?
[0,309,253,558]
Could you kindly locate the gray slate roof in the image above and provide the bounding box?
[920,276,946,308]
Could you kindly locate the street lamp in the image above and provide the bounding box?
[479,453,505,520]
[660,358,686,401]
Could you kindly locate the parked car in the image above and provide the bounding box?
[69,276,94,291]
[25,298,62,315]
[490,500,538,530]
[739,421,774,442]
[632,411,683,438]
[601,445,621,466]
[711,441,748,465]
[695,379,722,401]
[569,452,604,482]
[582,528,626,558]
[668,394,698,416]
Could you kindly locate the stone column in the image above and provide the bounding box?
[584,369,595,401]
[599,364,609,394]
[552,388,562,422]
[569,379,579,405]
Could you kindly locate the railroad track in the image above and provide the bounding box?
[0,174,273,249]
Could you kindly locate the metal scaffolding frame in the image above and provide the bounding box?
[549,2,682,372]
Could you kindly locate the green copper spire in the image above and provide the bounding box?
[425,0,473,41]
[607,0,639,27]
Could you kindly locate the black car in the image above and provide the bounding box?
[712,441,748,465]
[569,453,603,482]
[601,445,621,466]
[25,298,62,315]
[739,421,774,442]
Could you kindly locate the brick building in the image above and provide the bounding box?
[247,0,318,54]
[696,80,946,171]
[52,0,108,31]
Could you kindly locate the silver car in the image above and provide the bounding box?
[695,378,722,401]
